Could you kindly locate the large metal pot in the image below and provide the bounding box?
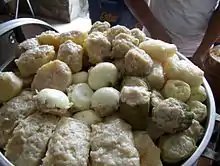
[0,18,218,166]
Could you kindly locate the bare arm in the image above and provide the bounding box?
[124,0,172,43]
[193,4,220,67]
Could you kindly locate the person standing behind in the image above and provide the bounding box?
[88,0,142,29]
[124,0,220,68]
[214,37,220,46]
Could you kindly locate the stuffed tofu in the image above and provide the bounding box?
[90,118,140,166]
[133,131,163,166]
[42,117,90,166]
[119,86,151,130]
[5,112,59,166]
[0,90,36,148]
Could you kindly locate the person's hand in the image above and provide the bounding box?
[191,53,206,70]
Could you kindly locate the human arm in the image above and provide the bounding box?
[124,0,172,43]
[192,4,220,68]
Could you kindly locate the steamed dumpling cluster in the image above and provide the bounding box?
[0,21,209,166]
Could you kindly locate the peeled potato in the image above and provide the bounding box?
[0,72,23,103]
[72,71,88,84]
[34,88,73,116]
[88,62,118,90]
[91,87,120,117]
[31,60,72,92]
[73,110,102,125]
[67,83,94,111]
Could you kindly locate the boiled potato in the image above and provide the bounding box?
[167,54,180,63]
[14,71,33,88]
[67,83,93,111]
[20,76,34,88]
[0,90,36,148]
[73,110,102,125]
[15,45,55,77]
[34,88,73,116]
[88,62,118,90]
[0,72,23,103]
[72,71,88,84]
[91,87,120,117]
[31,60,72,92]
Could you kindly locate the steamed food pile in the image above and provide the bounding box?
[0,21,208,166]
